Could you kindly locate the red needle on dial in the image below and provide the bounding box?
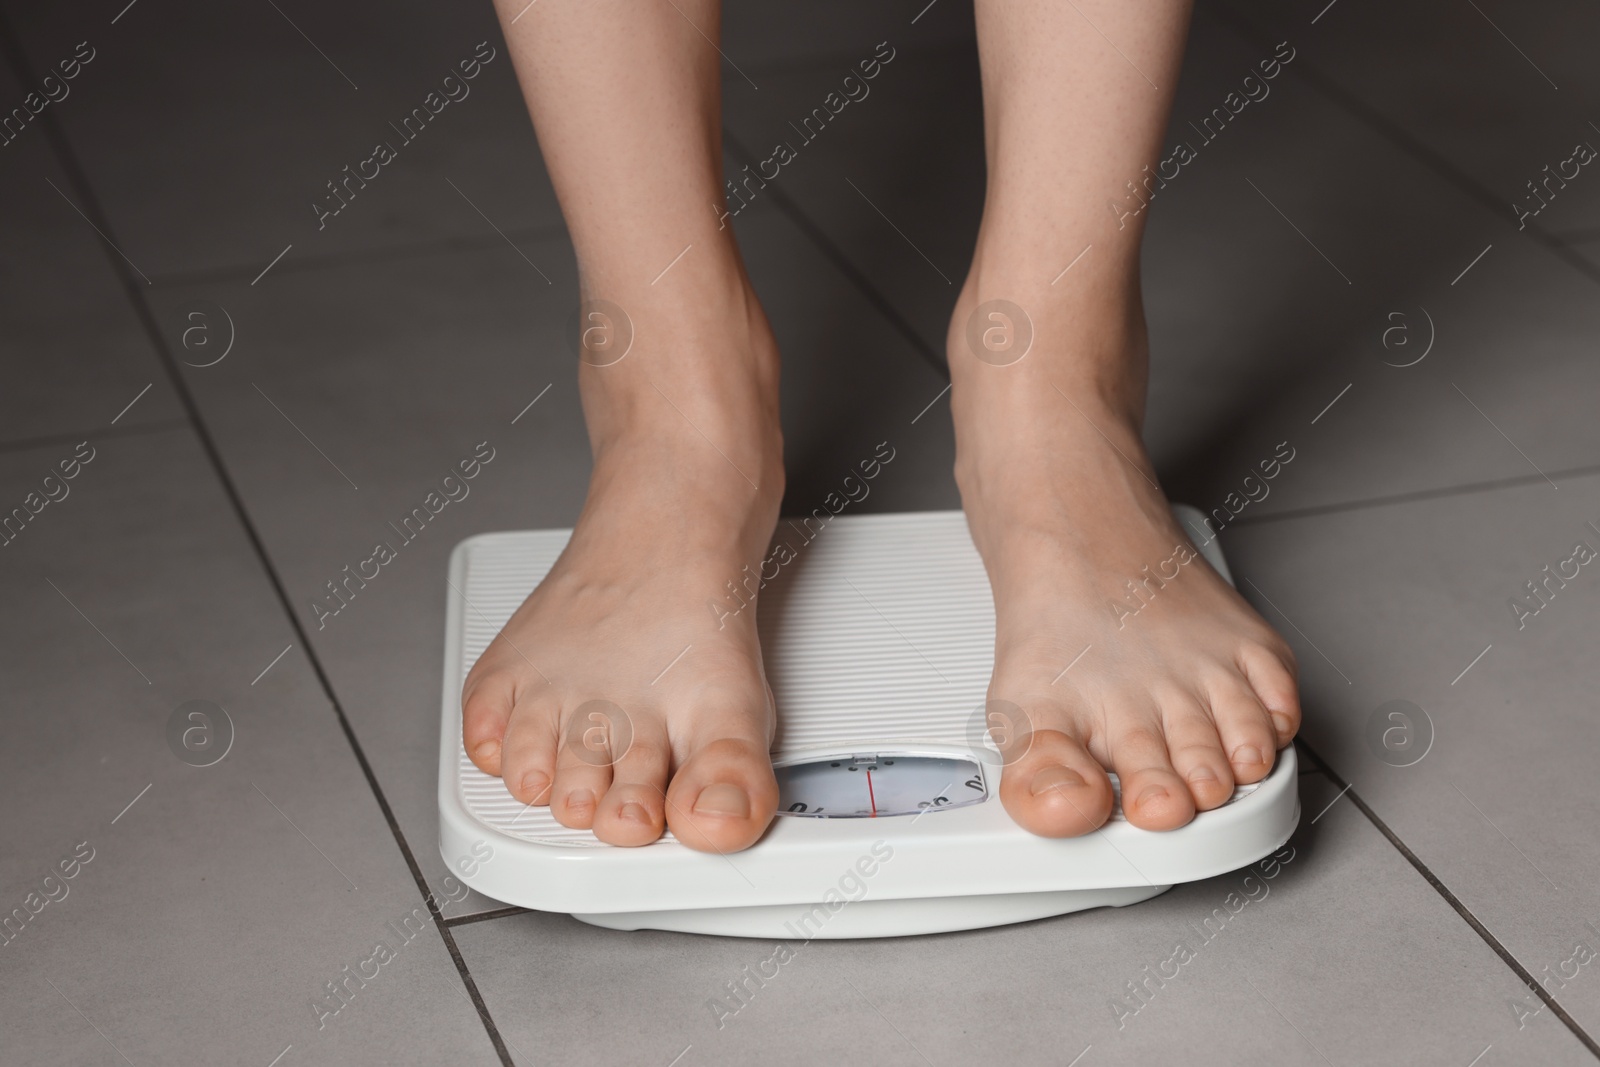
[866,769,877,817]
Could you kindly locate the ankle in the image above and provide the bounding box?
[945,234,1160,504]
[945,260,1149,427]
[574,233,756,350]
[577,258,782,441]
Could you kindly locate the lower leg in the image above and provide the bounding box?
[952,0,1301,835]
[463,0,784,851]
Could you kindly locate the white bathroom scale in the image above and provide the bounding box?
[438,507,1299,939]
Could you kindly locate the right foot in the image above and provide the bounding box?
[461,283,785,852]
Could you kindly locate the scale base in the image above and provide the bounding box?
[440,509,1301,939]
[574,884,1172,939]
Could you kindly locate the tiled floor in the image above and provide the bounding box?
[2,1,1597,1064]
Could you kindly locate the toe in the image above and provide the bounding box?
[1103,714,1196,831]
[461,669,518,776]
[664,736,778,853]
[1238,641,1301,749]
[997,728,1115,837]
[1159,695,1236,811]
[591,718,670,847]
[498,695,559,806]
[548,699,629,829]
[1207,675,1278,785]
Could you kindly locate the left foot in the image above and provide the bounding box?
[947,260,1302,836]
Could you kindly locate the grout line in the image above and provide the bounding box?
[146,223,573,289]
[721,130,950,381]
[1227,460,1600,530]
[0,418,190,459]
[1208,1,1600,290]
[1293,739,1600,1058]
[0,16,517,1067]
[443,906,532,928]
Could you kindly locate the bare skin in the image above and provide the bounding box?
[949,0,1300,835]
[464,0,1302,851]
[465,0,783,852]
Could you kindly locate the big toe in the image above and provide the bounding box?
[664,737,777,853]
[998,729,1116,837]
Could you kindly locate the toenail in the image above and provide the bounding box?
[473,740,500,764]
[1187,766,1218,784]
[1135,785,1169,809]
[1233,745,1264,766]
[564,788,595,813]
[692,783,750,818]
[1029,766,1086,796]
[1270,713,1292,736]
[518,772,549,799]
[618,801,651,824]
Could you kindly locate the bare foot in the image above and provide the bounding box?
[462,284,785,852]
[947,264,1301,837]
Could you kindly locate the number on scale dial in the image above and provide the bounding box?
[774,754,987,818]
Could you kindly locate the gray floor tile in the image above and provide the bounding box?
[1224,470,1600,1037]
[0,427,499,1064]
[453,774,1592,1066]
[724,0,975,76]
[0,0,560,279]
[144,198,957,919]
[0,54,185,445]
[1140,8,1600,519]
[1217,0,1600,234]
[720,32,984,362]
[1570,238,1600,272]
[9,1,1597,1059]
